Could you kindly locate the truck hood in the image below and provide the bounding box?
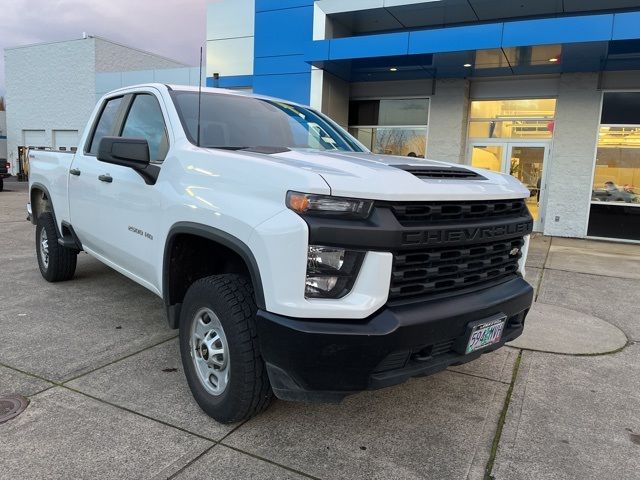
[251,149,530,202]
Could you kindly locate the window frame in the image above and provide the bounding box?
[589,90,640,211]
[348,96,431,157]
[84,92,171,163]
[84,95,126,156]
[118,93,171,164]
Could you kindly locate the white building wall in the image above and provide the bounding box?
[543,73,601,238]
[5,37,191,175]
[5,39,96,174]
[94,38,185,73]
[426,78,469,164]
[95,67,202,101]
[206,0,255,78]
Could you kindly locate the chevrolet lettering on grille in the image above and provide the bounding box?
[402,220,533,246]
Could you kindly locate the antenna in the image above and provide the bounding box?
[197,46,203,147]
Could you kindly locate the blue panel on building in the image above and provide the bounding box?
[254,6,314,58]
[255,0,313,13]
[252,73,311,105]
[408,23,503,54]
[612,12,640,41]
[502,14,614,47]
[330,32,410,60]
[255,54,309,75]
[305,39,330,62]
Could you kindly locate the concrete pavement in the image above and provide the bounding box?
[1,179,639,479]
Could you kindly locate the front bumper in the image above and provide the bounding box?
[256,276,533,402]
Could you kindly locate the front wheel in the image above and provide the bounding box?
[36,212,77,282]
[179,274,273,423]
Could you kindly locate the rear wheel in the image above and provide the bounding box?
[179,274,273,423]
[0,178,4,191]
[36,212,77,282]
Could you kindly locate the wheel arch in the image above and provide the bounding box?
[30,183,60,233]
[163,222,266,329]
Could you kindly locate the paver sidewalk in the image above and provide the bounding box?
[1,181,638,479]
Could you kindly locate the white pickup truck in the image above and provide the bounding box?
[28,84,533,423]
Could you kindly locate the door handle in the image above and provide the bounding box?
[98,174,113,183]
[69,168,81,176]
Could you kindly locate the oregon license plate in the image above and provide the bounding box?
[465,316,506,354]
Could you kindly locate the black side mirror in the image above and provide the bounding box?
[97,137,159,185]
[97,136,150,168]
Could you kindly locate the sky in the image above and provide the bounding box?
[0,0,206,97]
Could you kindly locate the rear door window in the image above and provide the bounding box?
[88,97,123,154]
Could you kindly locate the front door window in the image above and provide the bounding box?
[469,142,548,229]
[470,145,504,172]
[508,146,546,224]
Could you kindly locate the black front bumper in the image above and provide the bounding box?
[256,277,532,402]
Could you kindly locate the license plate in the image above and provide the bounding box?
[465,316,506,354]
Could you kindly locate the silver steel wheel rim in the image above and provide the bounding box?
[190,308,229,396]
[40,227,49,269]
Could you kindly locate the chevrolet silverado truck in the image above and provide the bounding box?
[28,84,533,423]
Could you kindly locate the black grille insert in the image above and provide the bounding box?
[387,198,528,225]
[390,237,524,301]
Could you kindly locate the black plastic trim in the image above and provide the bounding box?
[302,204,533,251]
[29,183,61,234]
[163,222,266,327]
[256,277,533,401]
[59,221,83,251]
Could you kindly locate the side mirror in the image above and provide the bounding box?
[97,136,150,169]
[97,136,159,185]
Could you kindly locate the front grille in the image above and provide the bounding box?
[388,198,528,225]
[389,238,524,300]
[389,236,524,302]
[383,198,531,302]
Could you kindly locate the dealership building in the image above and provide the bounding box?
[3,36,200,179]
[206,0,640,242]
[3,1,640,243]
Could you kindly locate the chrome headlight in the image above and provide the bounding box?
[305,245,365,299]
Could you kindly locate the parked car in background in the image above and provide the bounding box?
[0,160,11,191]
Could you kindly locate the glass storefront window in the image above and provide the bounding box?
[468,120,554,139]
[349,98,429,157]
[349,98,429,127]
[592,127,640,205]
[349,127,427,157]
[589,93,640,241]
[470,145,503,172]
[469,99,556,121]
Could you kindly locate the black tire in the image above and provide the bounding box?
[179,274,273,423]
[0,178,3,192]
[36,212,77,282]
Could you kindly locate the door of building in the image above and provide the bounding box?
[468,142,550,231]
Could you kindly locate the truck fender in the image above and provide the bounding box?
[163,222,266,327]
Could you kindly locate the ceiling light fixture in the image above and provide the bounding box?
[549,57,559,62]
[463,63,472,68]
[390,67,398,72]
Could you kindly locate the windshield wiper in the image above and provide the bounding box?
[206,145,291,154]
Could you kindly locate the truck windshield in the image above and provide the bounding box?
[171,91,363,152]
